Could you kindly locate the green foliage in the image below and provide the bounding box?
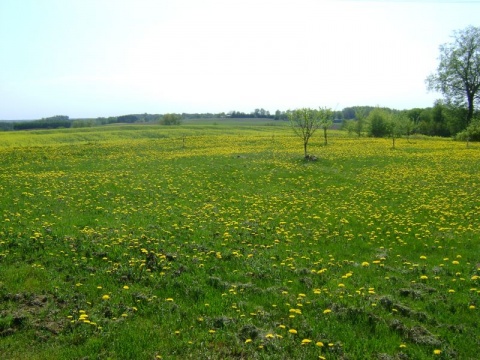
[289,107,327,157]
[386,113,410,148]
[456,118,480,142]
[367,108,390,137]
[161,113,182,125]
[354,108,367,137]
[426,25,480,125]
[318,107,334,145]
[12,115,71,130]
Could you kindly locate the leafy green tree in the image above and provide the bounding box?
[426,25,480,127]
[456,117,480,144]
[367,108,390,137]
[161,113,182,125]
[386,113,409,149]
[354,108,367,137]
[288,108,322,158]
[318,107,334,145]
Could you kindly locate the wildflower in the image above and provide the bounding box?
[208,330,216,334]
[265,333,274,339]
[301,339,312,344]
[102,294,110,300]
[399,344,407,348]
[289,329,297,334]
[166,298,174,302]
[123,285,129,290]
[433,349,441,355]
[420,255,427,260]
[316,341,324,347]
[245,339,252,343]
[323,309,331,314]
[361,262,370,267]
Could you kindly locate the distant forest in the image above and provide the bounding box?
[1,103,477,139]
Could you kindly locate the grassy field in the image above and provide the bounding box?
[0,122,479,359]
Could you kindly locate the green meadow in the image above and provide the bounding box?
[0,122,479,359]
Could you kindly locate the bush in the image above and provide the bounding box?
[367,108,390,137]
[161,113,182,125]
[455,119,480,141]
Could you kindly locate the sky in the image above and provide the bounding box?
[1,0,480,120]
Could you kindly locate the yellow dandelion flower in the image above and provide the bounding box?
[245,338,252,343]
[433,349,441,355]
[316,341,324,347]
[323,309,331,314]
[301,339,312,344]
[123,285,129,290]
[102,294,110,300]
[289,329,297,334]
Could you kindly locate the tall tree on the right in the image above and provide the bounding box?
[426,25,480,127]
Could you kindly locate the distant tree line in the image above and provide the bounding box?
[9,115,71,130]
[1,104,478,141]
[340,102,479,140]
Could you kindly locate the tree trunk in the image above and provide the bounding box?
[304,141,308,158]
[324,127,327,145]
[467,92,474,125]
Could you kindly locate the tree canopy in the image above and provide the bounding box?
[426,25,480,126]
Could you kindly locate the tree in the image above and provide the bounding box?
[367,108,390,137]
[318,107,334,145]
[161,113,182,125]
[288,108,322,158]
[456,117,480,145]
[386,113,408,149]
[426,25,480,127]
[354,108,367,137]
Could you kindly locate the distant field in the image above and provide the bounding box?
[0,124,479,359]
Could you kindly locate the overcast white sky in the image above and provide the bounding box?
[1,0,479,119]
